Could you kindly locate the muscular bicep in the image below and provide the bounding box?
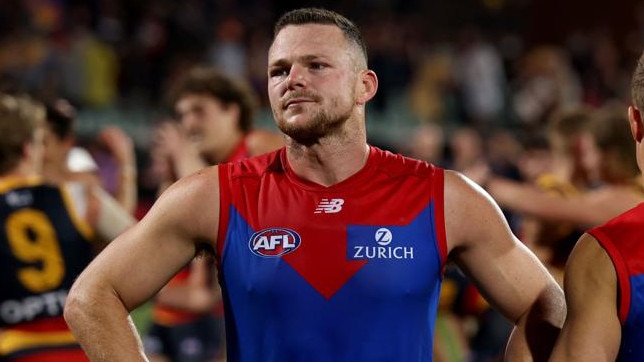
[445,170,562,323]
[71,167,221,311]
[551,234,621,361]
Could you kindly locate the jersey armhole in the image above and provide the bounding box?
[217,164,231,262]
[590,228,630,324]
[60,182,96,242]
[430,166,448,274]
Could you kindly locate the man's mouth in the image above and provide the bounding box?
[284,98,310,108]
[188,133,202,142]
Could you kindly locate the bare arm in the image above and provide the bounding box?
[92,185,137,242]
[98,126,138,214]
[62,181,135,249]
[444,170,565,361]
[486,176,639,227]
[64,167,221,361]
[550,233,621,361]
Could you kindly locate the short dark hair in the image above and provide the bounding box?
[45,101,76,140]
[631,51,644,109]
[169,66,258,133]
[273,8,368,65]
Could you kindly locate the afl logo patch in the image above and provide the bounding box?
[249,228,301,257]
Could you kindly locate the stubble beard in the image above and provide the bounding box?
[276,105,351,145]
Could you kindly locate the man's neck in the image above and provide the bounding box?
[285,138,370,187]
[40,163,69,184]
[3,162,38,181]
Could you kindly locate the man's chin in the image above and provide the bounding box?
[194,142,212,157]
[280,125,326,144]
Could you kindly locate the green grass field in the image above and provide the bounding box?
[130,301,153,335]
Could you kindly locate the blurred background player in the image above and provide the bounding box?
[0,93,135,361]
[550,51,644,361]
[41,99,138,215]
[143,65,283,362]
[510,107,595,285]
[480,103,643,230]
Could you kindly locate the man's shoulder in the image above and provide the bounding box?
[372,146,439,179]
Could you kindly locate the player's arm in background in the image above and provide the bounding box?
[549,233,621,361]
[97,126,138,215]
[443,170,565,361]
[485,176,638,227]
[64,166,221,361]
[63,181,136,252]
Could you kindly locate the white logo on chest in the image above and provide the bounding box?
[314,198,344,214]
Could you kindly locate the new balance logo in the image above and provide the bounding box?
[314,198,344,214]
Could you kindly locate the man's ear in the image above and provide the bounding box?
[356,70,378,105]
[629,106,643,142]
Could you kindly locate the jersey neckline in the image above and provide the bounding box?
[280,145,380,193]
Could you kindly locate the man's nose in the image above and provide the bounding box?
[286,65,306,89]
[181,114,198,131]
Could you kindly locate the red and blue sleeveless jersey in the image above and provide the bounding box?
[0,176,95,359]
[217,146,448,362]
[589,202,644,361]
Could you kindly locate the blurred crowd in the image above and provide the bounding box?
[3,0,644,361]
[2,0,642,122]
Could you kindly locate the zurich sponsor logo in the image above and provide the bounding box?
[375,227,393,245]
[350,227,414,260]
[249,228,301,257]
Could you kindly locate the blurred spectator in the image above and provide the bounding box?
[404,122,447,166]
[454,27,507,127]
[485,128,524,181]
[246,27,271,107]
[584,32,631,106]
[54,4,119,108]
[511,45,582,128]
[363,11,413,112]
[445,126,485,172]
[407,49,460,125]
[206,17,247,79]
[514,131,552,183]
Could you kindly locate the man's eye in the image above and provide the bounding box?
[270,69,288,77]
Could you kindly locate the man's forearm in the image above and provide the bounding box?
[504,283,565,361]
[65,289,148,361]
